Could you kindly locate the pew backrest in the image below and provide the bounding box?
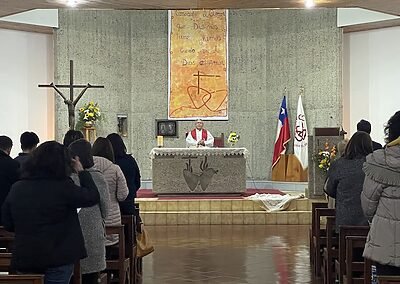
[338,225,370,283]
[0,274,44,284]
[345,236,370,284]
[311,202,328,238]
[0,253,12,272]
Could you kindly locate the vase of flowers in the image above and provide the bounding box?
[316,141,337,173]
[78,102,101,128]
[228,132,240,147]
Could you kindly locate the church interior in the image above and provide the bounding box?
[1,0,400,283]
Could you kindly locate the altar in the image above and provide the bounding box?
[150,148,248,194]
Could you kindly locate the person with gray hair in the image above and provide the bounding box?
[186,119,214,147]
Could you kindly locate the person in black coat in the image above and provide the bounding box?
[107,133,141,215]
[0,136,19,225]
[357,119,383,151]
[1,141,100,284]
[14,131,39,167]
[325,131,373,232]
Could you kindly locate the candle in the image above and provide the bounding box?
[157,135,164,147]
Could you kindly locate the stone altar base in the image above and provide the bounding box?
[151,148,247,194]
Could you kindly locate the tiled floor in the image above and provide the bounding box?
[142,225,316,284]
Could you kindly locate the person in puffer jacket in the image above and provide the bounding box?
[362,110,400,276]
[92,137,129,246]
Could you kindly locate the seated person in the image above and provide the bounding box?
[186,119,214,148]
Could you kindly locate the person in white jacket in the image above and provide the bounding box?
[92,137,129,246]
[186,119,214,148]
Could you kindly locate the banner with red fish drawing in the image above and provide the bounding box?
[168,10,229,120]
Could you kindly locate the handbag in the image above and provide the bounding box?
[136,224,154,257]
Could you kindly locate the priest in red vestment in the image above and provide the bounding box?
[186,119,214,148]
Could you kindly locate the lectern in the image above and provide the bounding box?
[307,127,344,198]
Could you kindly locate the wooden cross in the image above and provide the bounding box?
[38,60,104,130]
[193,71,220,94]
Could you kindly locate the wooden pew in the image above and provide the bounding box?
[121,215,137,284]
[309,202,328,266]
[134,203,143,284]
[0,253,12,272]
[0,227,14,253]
[105,225,130,284]
[313,207,335,276]
[72,261,81,284]
[335,226,369,284]
[0,275,44,284]
[377,276,400,283]
[343,236,371,284]
[322,216,338,284]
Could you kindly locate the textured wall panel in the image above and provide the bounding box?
[55,9,342,180]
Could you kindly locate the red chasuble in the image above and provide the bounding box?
[191,129,208,141]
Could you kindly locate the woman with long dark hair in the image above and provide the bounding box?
[2,141,100,284]
[362,111,400,276]
[69,139,110,284]
[92,137,128,246]
[106,133,140,215]
[326,131,373,231]
[63,130,84,147]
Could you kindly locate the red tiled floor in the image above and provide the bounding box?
[142,225,318,284]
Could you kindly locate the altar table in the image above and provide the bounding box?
[150,148,248,194]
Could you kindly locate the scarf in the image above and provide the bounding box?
[191,129,207,141]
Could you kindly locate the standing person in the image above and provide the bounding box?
[186,119,214,147]
[0,135,19,225]
[106,133,140,215]
[92,137,129,245]
[69,139,109,284]
[325,131,372,231]
[362,111,400,275]
[1,141,100,284]
[14,131,40,167]
[357,119,383,151]
[63,130,84,147]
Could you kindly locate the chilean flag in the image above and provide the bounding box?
[272,96,291,168]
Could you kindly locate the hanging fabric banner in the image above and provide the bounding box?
[168,10,229,120]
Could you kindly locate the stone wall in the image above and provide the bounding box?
[55,9,342,180]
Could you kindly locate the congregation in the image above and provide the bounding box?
[316,110,400,282]
[1,110,400,283]
[0,131,141,284]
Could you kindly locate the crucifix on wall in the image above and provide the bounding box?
[39,60,104,130]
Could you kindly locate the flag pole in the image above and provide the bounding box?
[299,86,305,97]
[283,87,288,105]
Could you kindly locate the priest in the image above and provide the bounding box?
[186,119,214,147]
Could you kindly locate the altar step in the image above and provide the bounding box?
[136,198,317,225]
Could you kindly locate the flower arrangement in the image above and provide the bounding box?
[316,141,337,172]
[78,102,101,127]
[228,132,240,147]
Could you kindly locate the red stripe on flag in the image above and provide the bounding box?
[272,117,291,167]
